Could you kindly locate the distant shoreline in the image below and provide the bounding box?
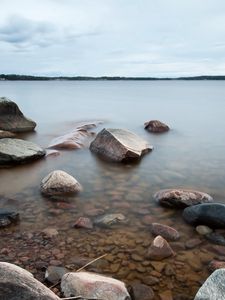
[1,74,225,81]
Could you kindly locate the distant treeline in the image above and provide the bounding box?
[1,74,225,81]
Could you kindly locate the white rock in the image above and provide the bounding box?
[41,170,82,196]
[61,271,131,300]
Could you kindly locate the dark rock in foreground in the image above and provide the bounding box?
[0,97,36,132]
[0,138,46,165]
[90,128,152,162]
[144,120,169,133]
[0,262,60,300]
[154,188,213,208]
[194,269,225,300]
[61,271,131,300]
[0,209,19,228]
[183,203,225,229]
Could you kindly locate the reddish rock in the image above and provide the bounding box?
[150,223,180,241]
[144,120,170,133]
[73,217,93,229]
[208,260,225,272]
[129,283,155,300]
[147,236,175,260]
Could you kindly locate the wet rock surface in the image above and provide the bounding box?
[147,235,175,260]
[0,97,36,132]
[150,223,180,241]
[0,138,46,165]
[183,203,225,228]
[90,128,152,162]
[154,189,213,208]
[144,120,170,133]
[41,170,82,196]
[61,271,131,300]
[0,130,16,138]
[0,262,60,300]
[94,213,126,227]
[0,209,19,228]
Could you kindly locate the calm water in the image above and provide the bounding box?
[1,80,225,298]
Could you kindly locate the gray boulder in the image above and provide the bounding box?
[0,262,60,300]
[154,189,213,208]
[41,170,82,196]
[61,271,131,300]
[90,128,152,162]
[183,203,225,229]
[0,138,45,165]
[194,269,225,300]
[0,97,36,132]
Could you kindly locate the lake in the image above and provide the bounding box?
[1,80,225,299]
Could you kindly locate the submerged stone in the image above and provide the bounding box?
[154,189,213,208]
[150,223,180,241]
[0,209,19,228]
[90,128,152,162]
[94,213,126,227]
[45,266,68,284]
[147,235,175,260]
[0,138,46,165]
[183,203,225,229]
[0,97,36,132]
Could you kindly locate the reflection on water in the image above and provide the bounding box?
[1,80,225,298]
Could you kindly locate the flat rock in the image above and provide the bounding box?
[0,262,60,300]
[0,130,15,138]
[94,213,126,227]
[129,283,154,300]
[0,97,36,132]
[154,189,213,208]
[0,209,19,228]
[144,120,169,133]
[147,235,175,260]
[61,271,131,300]
[48,121,101,150]
[194,269,225,300]
[150,223,180,241]
[183,203,225,229]
[41,170,82,196]
[0,138,45,165]
[90,128,152,162]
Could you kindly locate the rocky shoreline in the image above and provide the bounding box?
[0,97,225,299]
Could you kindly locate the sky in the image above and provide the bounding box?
[0,0,225,77]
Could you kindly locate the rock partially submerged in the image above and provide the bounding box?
[94,213,126,227]
[41,170,82,196]
[144,120,169,133]
[147,235,175,260]
[183,203,225,229]
[0,97,36,132]
[194,269,225,300]
[61,271,131,300]
[0,262,60,300]
[90,128,152,162]
[0,209,19,228]
[0,138,46,165]
[154,188,213,208]
[0,130,15,138]
[48,121,101,150]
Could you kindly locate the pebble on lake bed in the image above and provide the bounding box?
[40,170,82,196]
[147,235,175,260]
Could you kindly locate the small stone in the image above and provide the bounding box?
[159,290,173,300]
[185,238,202,249]
[150,261,166,272]
[94,213,126,227]
[142,275,159,285]
[205,232,225,246]
[131,254,143,262]
[144,120,169,133]
[150,223,180,241]
[129,283,155,300]
[196,225,213,235]
[147,236,175,260]
[73,217,93,229]
[45,266,68,284]
[42,228,59,238]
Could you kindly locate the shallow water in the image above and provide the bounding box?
[1,80,225,299]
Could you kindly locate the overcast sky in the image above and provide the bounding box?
[0,0,225,77]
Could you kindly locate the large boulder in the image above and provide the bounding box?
[183,203,225,229]
[0,262,60,300]
[154,189,213,208]
[61,271,131,300]
[144,120,169,133]
[194,269,225,300]
[90,128,152,162]
[0,138,45,165]
[41,170,82,196]
[48,121,101,150]
[0,97,36,132]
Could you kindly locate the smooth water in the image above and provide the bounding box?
[1,80,225,298]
